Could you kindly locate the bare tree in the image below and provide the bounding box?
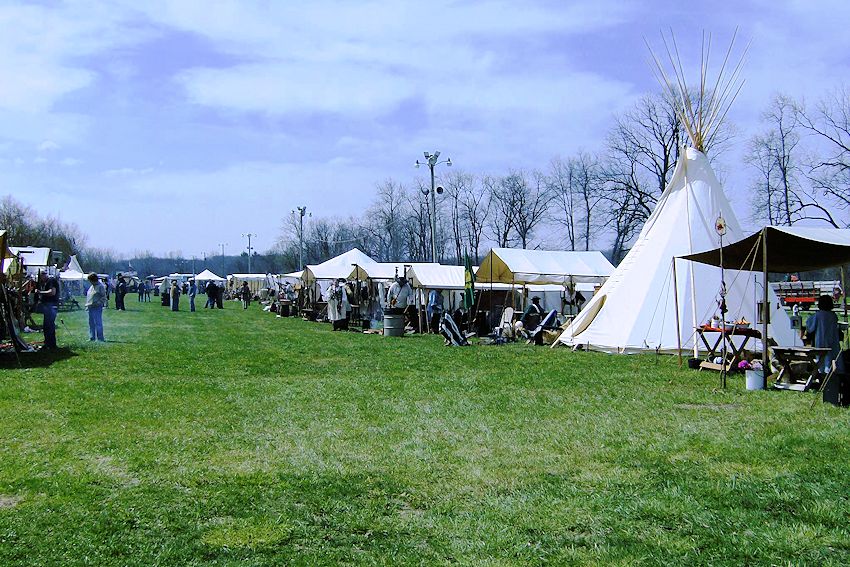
[749,94,837,227]
[795,87,850,221]
[442,171,476,263]
[364,179,409,261]
[513,170,552,249]
[459,177,490,263]
[548,153,604,251]
[485,174,516,248]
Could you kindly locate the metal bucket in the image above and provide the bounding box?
[383,314,405,337]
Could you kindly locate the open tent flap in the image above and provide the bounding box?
[681,226,850,273]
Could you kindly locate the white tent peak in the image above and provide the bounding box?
[196,269,224,281]
[304,248,379,283]
[556,147,795,353]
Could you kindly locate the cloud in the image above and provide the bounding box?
[38,140,61,152]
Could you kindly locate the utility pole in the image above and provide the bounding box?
[242,233,256,273]
[219,242,227,275]
[415,151,452,263]
[296,206,308,271]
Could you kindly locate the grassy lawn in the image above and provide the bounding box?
[1,298,849,565]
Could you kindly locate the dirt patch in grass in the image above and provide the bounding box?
[0,495,23,508]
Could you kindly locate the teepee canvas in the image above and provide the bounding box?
[555,147,795,353]
[556,31,795,354]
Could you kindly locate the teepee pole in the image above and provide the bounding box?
[683,153,699,359]
[672,257,683,367]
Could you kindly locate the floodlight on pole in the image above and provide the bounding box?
[219,242,227,275]
[294,206,309,271]
[414,150,452,263]
[242,233,256,273]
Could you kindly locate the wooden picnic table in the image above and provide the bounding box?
[772,346,832,391]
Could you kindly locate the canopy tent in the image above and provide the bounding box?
[228,273,272,294]
[476,248,614,285]
[407,264,466,290]
[681,225,850,379]
[555,147,796,354]
[303,248,379,284]
[195,269,225,282]
[65,254,84,274]
[9,246,51,276]
[351,262,438,282]
[682,226,850,272]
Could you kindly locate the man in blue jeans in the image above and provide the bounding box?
[36,270,60,349]
[188,278,197,312]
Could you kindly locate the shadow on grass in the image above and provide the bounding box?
[0,346,79,369]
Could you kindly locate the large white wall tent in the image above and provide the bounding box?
[476,248,614,286]
[556,148,796,354]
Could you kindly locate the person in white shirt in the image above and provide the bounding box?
[85,272,107,341]
[386,276,412,312]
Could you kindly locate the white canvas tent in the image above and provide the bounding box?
[476,248,614,285]
[303,248,379,284]
[351,262,437,282]
[228,273,272,294]
[555,148,796,353]
[10,246,51,276]
[195,269,225,282]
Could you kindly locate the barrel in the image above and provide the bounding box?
[383,313,405,337]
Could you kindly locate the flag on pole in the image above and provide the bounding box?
[463,252,475,310]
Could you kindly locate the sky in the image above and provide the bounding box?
[2,0,850,258]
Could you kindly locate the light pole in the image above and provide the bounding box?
[242,233,256,273]
[219,242,227,275]
[294,206,308,270]
[415,151,452,263]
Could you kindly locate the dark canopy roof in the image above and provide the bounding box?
[680,226,850,272]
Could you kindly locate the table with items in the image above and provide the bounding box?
[771,346,832,391]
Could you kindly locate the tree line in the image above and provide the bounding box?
[4,87,849,274]
[277,87,850,268]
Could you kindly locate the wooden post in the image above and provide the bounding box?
[762,229,770,389]
[672,258,683,368]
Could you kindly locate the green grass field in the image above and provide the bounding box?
[2,298,849,565]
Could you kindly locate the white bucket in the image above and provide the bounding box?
[745,370,764,391]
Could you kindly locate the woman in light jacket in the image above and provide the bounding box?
[85,272,106,341]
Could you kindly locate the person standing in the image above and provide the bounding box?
[240,281,251,309]
[386,276,412,313]
[36,270,60,349]
[188,278,197,312]
[85,272,106,341]
[170,280,181,311]
[216,283,224,309]
[160,278,170,307]
[327,278,351,331]
[115,275,127,311]
[804,294,842,374]
[138,280,146,302]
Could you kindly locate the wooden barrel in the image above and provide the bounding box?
[383,313,405,337]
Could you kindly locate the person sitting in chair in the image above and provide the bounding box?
[803,294,842,374]
[520,296,544,329]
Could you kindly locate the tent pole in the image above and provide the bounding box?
[842,266,848,350]
[683,158,699,359]
[418,287,424,334]
[672,258,683,368]
[762,228,770,389]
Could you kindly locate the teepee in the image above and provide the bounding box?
[555,32,795,354]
